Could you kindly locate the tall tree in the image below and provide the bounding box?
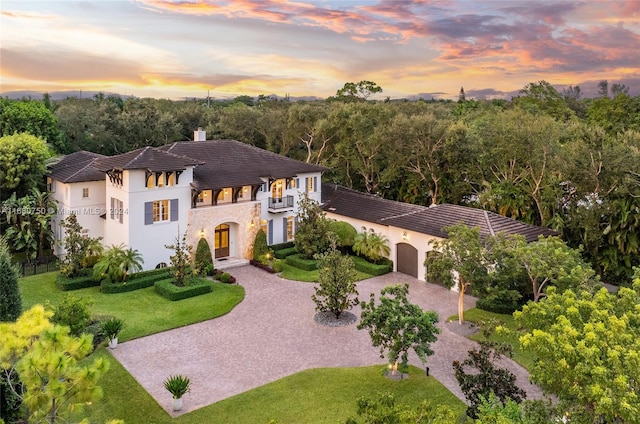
[312,238,359,319]
[426,224,488,324]
[0,133,49,200]
[0,239,21,322]
[0,99,62,151]
[295,193,332,258]
[358,284,439,371]
[335,81,383,101]
[515,283,640,423]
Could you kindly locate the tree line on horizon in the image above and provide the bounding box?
[1,79,640,284]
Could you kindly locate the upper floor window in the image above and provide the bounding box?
[306,177,315,193]
[153,200,170,222]
[110,197,124,224]
[147,171,177,189]
[272,179,284,199]
[286,216,295,241]
[82,188,89,198]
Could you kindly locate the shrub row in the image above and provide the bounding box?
[274,247,297,259]
[269,241,295,251]
[101,271,171,294]
[55,273,100,291]
[285,254,318,271]
[249,259,277,274]
[351,256,393,276]
[154,278,213,301]
[129,267,173,280]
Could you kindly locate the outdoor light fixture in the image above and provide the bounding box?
[199,229,205,238]
[402,231,409,241]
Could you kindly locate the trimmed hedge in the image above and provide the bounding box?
[129,267,173,280]
[101,270,171,294]
[274,247,297,259]
[56,273,100,291]
[351,256,393,276]
[154,278,213,301]
[269,241,295,251]
[285,254,318,271]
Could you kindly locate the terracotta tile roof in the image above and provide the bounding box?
[161,139,327,190]
[321,183,557,242]
[92,146,202,172]
[47,151,106,183]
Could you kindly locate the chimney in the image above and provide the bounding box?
[194,127,206,141]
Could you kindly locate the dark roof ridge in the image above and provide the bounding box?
[64,157,102,182]
[379,209,424,222]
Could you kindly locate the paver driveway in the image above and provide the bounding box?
[111,266,542,415]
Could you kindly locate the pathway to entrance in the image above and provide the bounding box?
[111,266,542,415]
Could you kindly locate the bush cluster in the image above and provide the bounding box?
[476,289,522,314]
[268,241,295,251]
[249,259,277,274]
[211,269,237,283]
[154,278,213,301]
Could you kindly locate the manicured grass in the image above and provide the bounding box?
[448,307,536,370]
[280,262,375,283]
[20,272,245,341]
[80,358,466,424]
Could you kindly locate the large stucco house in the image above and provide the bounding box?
[48,129,554,279]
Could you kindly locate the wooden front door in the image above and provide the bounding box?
[214,224,230,258]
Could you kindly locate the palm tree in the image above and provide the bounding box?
[353,231,390,263]
[93,244,143,283]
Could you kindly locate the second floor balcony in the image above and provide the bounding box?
[268,195,294,213]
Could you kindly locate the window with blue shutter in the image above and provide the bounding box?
[313,176,318,192]
[170,199,179,221]
[268,220,273,245]
[144,202,153,225]
[282,217,287,242]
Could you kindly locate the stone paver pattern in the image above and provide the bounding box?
[111,266,543,416]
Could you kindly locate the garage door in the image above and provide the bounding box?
[396,243,418,278]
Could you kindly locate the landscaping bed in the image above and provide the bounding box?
[351,256,393,276]
[56,269,100,291]
[102,268,173,293]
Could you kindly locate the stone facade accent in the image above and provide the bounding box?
[187,201,261,260]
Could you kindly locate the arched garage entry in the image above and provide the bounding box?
[396,243,418,278]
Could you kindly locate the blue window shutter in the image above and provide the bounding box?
[144,202,153,225]
[296,178,300,190]
[283,217,287,242]
[110,197,114,220]
[305,178,309,193]
[268,220,273,245]
[170,199,179,221]
[314,176,318,192]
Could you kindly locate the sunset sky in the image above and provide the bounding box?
[1,0,639,100]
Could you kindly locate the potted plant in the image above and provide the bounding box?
[164,374,191,411]
[101,317,124,349]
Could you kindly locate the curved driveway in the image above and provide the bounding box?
[111,266,542,415]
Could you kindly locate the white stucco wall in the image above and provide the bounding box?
[103,168,194,271]
[51,180,106,257]
[325,212,443,282]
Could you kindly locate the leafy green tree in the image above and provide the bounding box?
[295,193,332,259]
[0,133,49,200]
[358,284,439,371]
[59,214,103,278]
[335,81,383,101]
[344,392,458,424]
[165,230,193,286]
[0,99,62,151]
[515,80,574,121]
[353,231,390,263]
[0,306,109,424]
[515,282,640,423]
[475,394,527,424]
[453,342,526,418]
[195,237,213,274]
[312,238,358,319]
[426,224,488,324]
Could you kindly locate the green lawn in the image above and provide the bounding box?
[20,272,245,341]
[280,262,374,282]
[448,308,536,370]
[80,354,466,424]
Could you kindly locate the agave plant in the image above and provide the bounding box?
[101,317,124,341]
[164,375,191,399]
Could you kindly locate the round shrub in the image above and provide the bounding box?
[195,238,213,274]
[253,229,268,261]
[329,221,358,249]
[220,272,232,284]
[272,259,284,273]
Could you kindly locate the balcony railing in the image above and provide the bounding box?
[268,195,294,212]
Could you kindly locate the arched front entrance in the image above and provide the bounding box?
[396,242,418,278]
[214,224,230,258]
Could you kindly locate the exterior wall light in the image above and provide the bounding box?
[402,231,409,241]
